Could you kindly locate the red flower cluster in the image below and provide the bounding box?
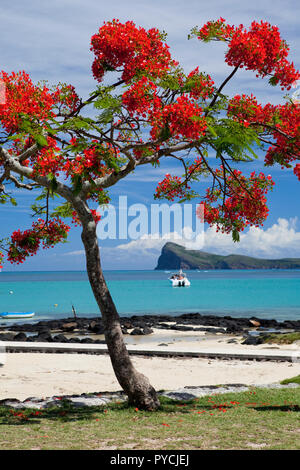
[187,156,204,176]
[228,94,300,171]
[122,76,161,118]
[228,93,264,123]
[197,17,235,41]
[155,174,190,201]
[186,68,215,100]
[197,19,300,89]
[226,21,299,89]
[52,83,80,114]
[202,169,275,233]
[151,95,207,141]
[0,71,54,133]
[8,218,70,264]
[122,75,210,143]
[154,157,205,202]
[294,164,300,180]
[64,140,117,182]
[91,20,176,83]
[264,102,300,168]
[31,136,62,177]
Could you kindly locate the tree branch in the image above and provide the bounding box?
[0,145,75,203]
[206,65,240,113]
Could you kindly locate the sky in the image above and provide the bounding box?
[0,0,300,270]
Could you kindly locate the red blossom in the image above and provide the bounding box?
[186,68,215,100]
[91,20,177,83]
[0,71,54,133]
[8,218,70,265]
[198,19,300,89]
[228,94,300,172]
[151,95,207,141]
[201,169,275,233]
[155,174,190,201]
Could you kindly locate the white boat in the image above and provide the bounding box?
[0,312,35,319]
[169,269,191,287]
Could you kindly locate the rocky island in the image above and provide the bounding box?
[155,242,300,270]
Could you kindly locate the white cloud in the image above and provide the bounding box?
[196,217,300,258]
[61,217,300,268]
[104,217,300,266]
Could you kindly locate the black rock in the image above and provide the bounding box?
[242,335,264,345]
[0,332,16,341]
[52,334,68,343]
[142,327,153,335]
[36,331,53,342]
[171,325,194,332]
[80,337,94,344]
[156,323,171,330]
[13,332,27,342]
[130,328,144,335]
[26,336,35,342]
[88,321,104,334]
[61,322,77,332]
[226,324,243,334]
[68,337,81,343]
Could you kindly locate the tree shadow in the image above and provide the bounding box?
[250,404,300,412]
[1,396,298,427]
[0,402,103,426]
[0,396,229,426]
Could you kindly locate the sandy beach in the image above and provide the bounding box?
[1,327,299,400]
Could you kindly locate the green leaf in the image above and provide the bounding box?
[97,108,114,124]
[160,124,171,141]
[268,76,279,86]
[51,202,73,218]
[10,197,17,206]
[232,228,240,243]
[207,124,218,137]
[244,143,259,159]
[34,134,48,147]
[94,95,121,110]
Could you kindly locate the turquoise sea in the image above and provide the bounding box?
[0,270,300,322]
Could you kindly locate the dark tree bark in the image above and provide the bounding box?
[77,200,160,410]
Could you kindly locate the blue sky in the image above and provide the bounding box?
[1,0,300,270]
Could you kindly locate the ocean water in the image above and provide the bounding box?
[0,270,300,323]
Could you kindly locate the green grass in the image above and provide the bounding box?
[262,332,300,344]
[281,375,300,385]
[0,387,299,450]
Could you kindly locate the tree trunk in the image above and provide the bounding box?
[78,207,160,410]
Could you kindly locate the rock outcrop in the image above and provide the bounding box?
[155,242,300,270]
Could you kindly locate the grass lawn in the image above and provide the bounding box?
[262,332,300,344]
[281,375,300,385]
[0,387,299,450]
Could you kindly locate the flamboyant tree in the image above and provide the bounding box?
[0,18,299,409]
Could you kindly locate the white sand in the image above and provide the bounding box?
[1,329,299,400]
[1,352,299,400]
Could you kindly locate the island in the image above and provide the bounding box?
[155,242,300,270]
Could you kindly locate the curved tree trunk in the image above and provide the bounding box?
[77,203,160,410]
